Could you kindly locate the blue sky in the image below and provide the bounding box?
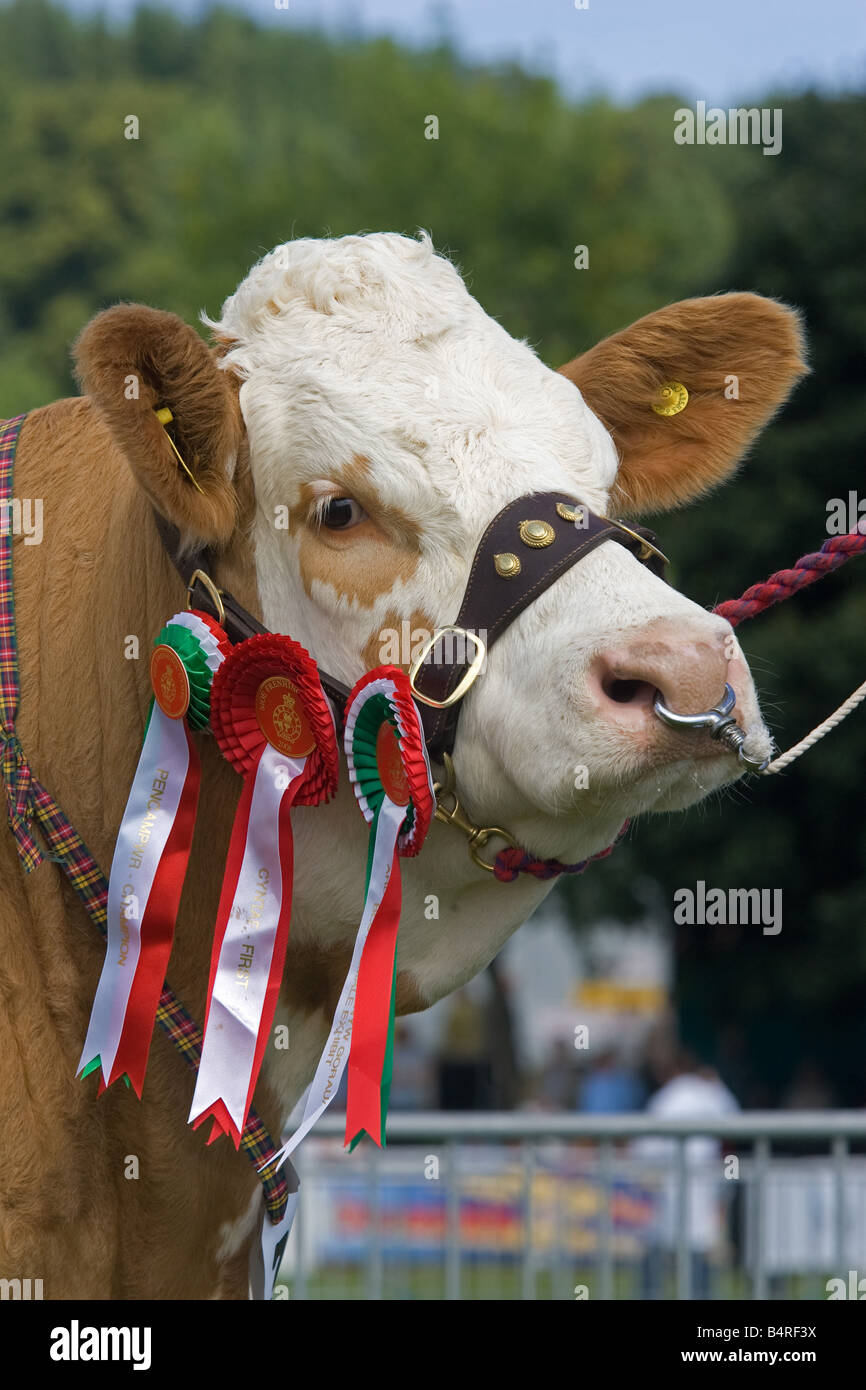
[67,0,866,103]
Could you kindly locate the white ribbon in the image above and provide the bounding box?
[78,706,191,1083]
[251,1189,299,1302]
[189,743,306,1138]
[267,794,405,1172]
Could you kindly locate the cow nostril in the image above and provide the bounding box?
[601,675,658,707]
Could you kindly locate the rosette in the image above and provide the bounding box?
[189,634,339,1148]
[266,665,433,1174]
[78,609,230,1095]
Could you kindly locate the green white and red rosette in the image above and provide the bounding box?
[78,609,230,1097]
[342,668,434,1147]
[266,665,434,1173]
[189,634,339,1148]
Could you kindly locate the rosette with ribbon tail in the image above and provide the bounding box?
[189,635,339,1148]
[342,668,434,1148]
[78,610,230,1096]
[263,665,433,1175]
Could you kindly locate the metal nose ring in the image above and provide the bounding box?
[652,683,770,773]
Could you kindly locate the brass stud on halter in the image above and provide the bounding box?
[555,502,583,524]
[494,552,521,578]
[518,519,556,548]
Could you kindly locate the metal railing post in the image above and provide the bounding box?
[833,1134,849,1277]
[366,1143,384,1301]
[599,1139,614,1301]
[445,1138,461,1301]
[675,1139,691,1300]
[520,1139,536,1300]
[752,1136,769,1301]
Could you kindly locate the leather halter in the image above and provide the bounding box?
[152,493,667,874]
[407,492,667,758]
[153,494,666,754]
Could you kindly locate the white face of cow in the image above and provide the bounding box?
[204,232,802,864]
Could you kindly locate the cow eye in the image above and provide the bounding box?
[320,497,367,530]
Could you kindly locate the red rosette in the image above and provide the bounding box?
[210,634,338,804]
[344,665,435,856]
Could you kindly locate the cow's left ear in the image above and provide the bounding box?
[74,303,242,546]
[558,293,808,516]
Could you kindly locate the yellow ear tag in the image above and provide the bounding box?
[153,407,206,495]
[651,381,689,417]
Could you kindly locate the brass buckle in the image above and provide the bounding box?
[187,568,226,628]
[408,627,487,709]
[432,753,519,872]
[601,517,669,570]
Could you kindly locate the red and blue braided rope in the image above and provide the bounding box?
[714,529,866,627]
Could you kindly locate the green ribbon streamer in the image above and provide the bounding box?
[80,1055,131,1088]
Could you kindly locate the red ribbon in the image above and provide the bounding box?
[193,634,339,1146]
[344,841,403,1148]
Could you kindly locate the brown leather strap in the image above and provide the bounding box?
[150,510,352,721]
[412,494,665,758]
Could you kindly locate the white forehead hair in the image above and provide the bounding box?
[202,231,619,508]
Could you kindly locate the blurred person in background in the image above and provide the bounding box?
[579,1046,646,1114]
[782,1058,835,1110]
[389,1022,436,1111]
[437,989,492,1110]
[536,1038,580,1111]
[631,1048,740,1300]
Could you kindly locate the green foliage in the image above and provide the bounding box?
[0,2,863,1100]
[566,94,866,1102]
[0,1,731,412]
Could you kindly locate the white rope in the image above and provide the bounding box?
[764,678,866,773]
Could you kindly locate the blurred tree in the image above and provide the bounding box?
[0,2,731,411]
[561,94,866,1105]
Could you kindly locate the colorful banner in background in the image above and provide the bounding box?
[190,634,339,1148]
[78,610,229,1096]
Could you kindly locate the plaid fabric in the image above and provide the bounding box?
[0,416,287,1223]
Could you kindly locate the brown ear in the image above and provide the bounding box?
[558,293,808,516]
[73,303,242,546]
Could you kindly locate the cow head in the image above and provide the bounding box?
[75,232,806,868]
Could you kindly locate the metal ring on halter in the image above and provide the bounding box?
[652,683,771,773]
[187,568,226,629]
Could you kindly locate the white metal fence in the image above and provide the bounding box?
[278,1112,866,1300]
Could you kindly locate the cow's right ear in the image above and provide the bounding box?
[73,303,242,547]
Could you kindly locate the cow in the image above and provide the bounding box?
[0,232,805,1298]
